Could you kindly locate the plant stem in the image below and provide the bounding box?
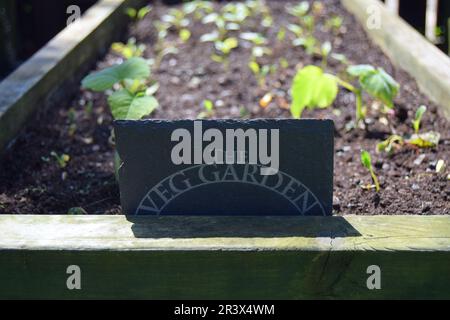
[370,168,380,192]
[355,89,364,122]
[334,76,356,92]
[333,76,365,123]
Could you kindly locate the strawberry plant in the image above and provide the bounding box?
[81,57,158,120]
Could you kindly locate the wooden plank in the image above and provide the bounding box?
[0,215,449,299]
[385,0,399,14]
[0,0,144,155]
[425,0,439,43]
[342,0,450,120]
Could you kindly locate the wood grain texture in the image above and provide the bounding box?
[0,215,449,299]
[342,0,450,119]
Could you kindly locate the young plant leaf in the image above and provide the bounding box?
[347,65,399,109]
[406,131,440,148]
[361,150,380,192]
[82,57,150,91]
[361,150,372,170]
[412,105,427,134]
[137,5,151,20]
[376,135,404,155]
[290,65,338,118]
[347,64,375,77]
[179,29,191,42]
[200,31,220,42]
[359,68,399,108]
[108,90,158,120]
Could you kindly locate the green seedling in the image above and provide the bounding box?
[154,20,170,42]
[125,5,151,20]
[376,134,404,155]
[162,8,190,31]
[345,65,399,122]
[183,1,214,20]
[248,60,270,87]
[179,29,192,43]
[221,2,250,25]
[277,27,286,42]
[67,108,77,136]
[82,57,158,120]
[251,46,272,58]
[213,37,239,67]
[290,64,399,123]
[198,100,215,119]
[377,106,440,154]
[287,23,303,38]
[320,41,332,67]
[279,57,289,69]
[202,13,229,39]
[286,2,310,18]
[51,151,70,169]
[292,36,317,55]
[240,32,267,46]
[406,131,441,149]
[325,15,344,33]
[361,150,380,192]
[111,37,146,59]
[259,4,273,28]
[302,14,316,34]
[412,105,427,134]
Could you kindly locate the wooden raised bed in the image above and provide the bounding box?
[0,0,449,299]
[0,215,449,299]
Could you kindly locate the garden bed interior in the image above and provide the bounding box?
[0,0,448,215]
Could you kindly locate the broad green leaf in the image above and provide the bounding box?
[290,65,338,118]
[359,68,399,108]
[108,89,158,120]
[347,64,375,77]
[240,32,266,45]
[82,57,150,92]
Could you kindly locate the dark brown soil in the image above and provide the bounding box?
[0,0,449,215]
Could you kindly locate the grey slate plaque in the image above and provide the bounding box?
[114,119,334,216]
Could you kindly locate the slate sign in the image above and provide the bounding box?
[114,119,334,216]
